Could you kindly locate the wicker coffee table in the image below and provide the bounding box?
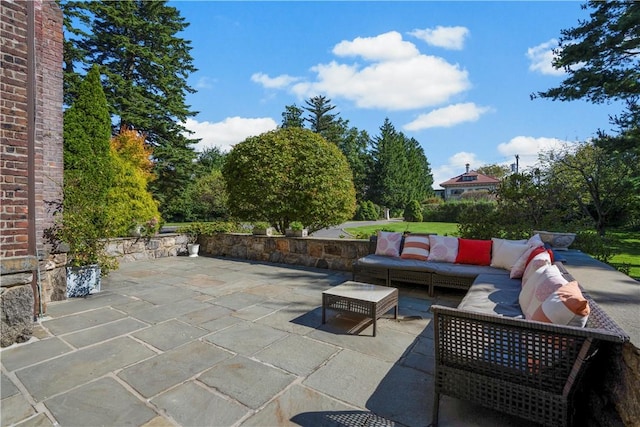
[322,281,398,336]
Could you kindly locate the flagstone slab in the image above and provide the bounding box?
[62,317,148,348]
[256,305,323,335]
[42,307,127,335]
[16,337,156,401]
[45,377,156,427]
[199,315,244,332]
[303,349,394,409]
[1,373,19,399]
[232,303,278,321]
[128,298,213,324]
[212,292,267,310]
[151,381,248,426]
[131,319,207,351]
[254,335,340,376]
[44,292,135,317]
[204,322,288,355]
[134,286,203,305]
[118,340,232,398]
[0,393,36,426]
[241,384,359,427]
[177,303,232,325]
[307,319,417,363]
[0,337,71,371]
[199,355,295,409]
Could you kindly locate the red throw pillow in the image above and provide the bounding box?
[525,246,554,269]
[455,238,492,266]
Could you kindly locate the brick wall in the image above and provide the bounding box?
[0,0,62,259]
[1,0,30,257]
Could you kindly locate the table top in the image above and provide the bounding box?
[322,281,397,303]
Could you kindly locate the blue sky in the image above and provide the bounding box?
[173,1,620,189]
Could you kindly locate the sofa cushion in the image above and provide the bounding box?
[458,274,524,318]
[375,231,402,257]
[400,234,430,261]
[356,255,507,277]
[428,235,458,263]
[520,263,568,319]
[521,248,553,285]
[455,238,492,266]
[531,281,590,327]
[509,234,547,279]
[490,238,529,271]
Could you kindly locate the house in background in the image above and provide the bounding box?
[439,164,500,201]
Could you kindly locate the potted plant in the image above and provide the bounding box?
[177,223,202,257]
[285,221,308,237]
[44,199,117,298]
[252,221,273,236]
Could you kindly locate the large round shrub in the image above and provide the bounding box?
[223,128,356,233]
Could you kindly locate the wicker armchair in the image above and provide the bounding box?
[431,294,628,426]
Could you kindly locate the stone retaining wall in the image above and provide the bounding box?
[200,233,370,271]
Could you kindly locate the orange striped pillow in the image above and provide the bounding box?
[400,234,430,260]
[531,281,590,327]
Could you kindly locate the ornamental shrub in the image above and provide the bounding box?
[404,200,423,222]
[223,128,356,233]
[354,200,379,221]
[105,128,161,237]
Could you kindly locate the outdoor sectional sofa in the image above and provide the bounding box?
[352,233,629,427]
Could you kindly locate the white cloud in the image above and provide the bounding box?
[253,31,470,111]
[184,117,278,152]
[432,151,483,189]
[333,31,419,61]
[251,72,300,89]
[409,26,469,50]
[404,103,491,131]
[195,76,215,89]
[527,39,565,76]
[497,136,568,170]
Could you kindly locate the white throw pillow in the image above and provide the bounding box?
[490,238,529,271]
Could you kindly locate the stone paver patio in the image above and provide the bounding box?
[1,256,535,427]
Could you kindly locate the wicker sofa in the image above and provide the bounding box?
[352,235,629,426]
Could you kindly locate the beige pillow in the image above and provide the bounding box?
[519,263,568,319]
[490,238,529,271]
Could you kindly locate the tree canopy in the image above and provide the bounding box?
[61,0,199,218]
[535,1,640,150]
[223,128,356,232]
[368,119,433,210]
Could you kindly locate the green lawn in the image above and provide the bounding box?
[344,221,459,238]
[608,231,640,280]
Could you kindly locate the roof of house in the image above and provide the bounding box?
[440,170,501,188]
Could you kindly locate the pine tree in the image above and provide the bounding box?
[281,104,305,128]
[59,65,115,266]
[61,0,198,219]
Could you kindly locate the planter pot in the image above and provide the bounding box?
[130,225,143,237]
[533,230,576,251]
[252,227,273,236]
[66,264,101,298]
[285,229,308,237]
[187,243,200,257]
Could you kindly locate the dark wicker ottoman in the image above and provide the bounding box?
[322,281,398,337]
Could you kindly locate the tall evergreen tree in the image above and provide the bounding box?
[368,119,410,210]
[339,127,372,202]
[59,65,115,265]
[534,1,639,152]
[63,65,113,203]
[404,136,434,201]
[304,95,342,142]
[61,0,198,219]
[368,119,433,210]
[281,104,305,128]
